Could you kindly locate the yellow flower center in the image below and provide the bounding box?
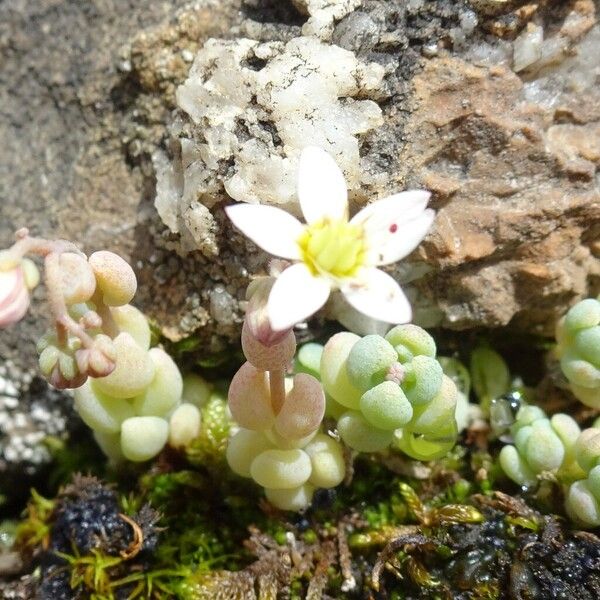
[297,219,366,279]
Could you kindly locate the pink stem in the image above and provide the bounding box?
[44,253,95,349]
[269,369,286,415]
[91,289,119,338]
[8,232,83,262]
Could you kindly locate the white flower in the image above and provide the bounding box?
[226,147,435,332]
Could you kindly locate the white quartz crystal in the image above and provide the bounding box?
[154,36,384,253]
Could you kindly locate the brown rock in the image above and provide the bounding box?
[400,53,599,334]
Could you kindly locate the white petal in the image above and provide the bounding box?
[351,192,434,265]
[268,263,331,331]
[226,204,303,259]
[330,292,391,337]
[297,146,348,224]
[370,209,435,266]
[342,268,412,325]
[351,190,431,230]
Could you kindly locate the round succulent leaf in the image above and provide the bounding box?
[320,332,362,408]
[169,403,201,449]
[74,380,135,434]
[575,428,600,472]
[296,343,324,378]
[511,405,546,434]
[304,433,345,488]
[513,424,533,457]
[525,421,565,473]
[565,480,600,527]
[396,423,457,461]
[228,361,274,431]
[564,299,600,332]
[250,448,312,489]
[241,320,296,371]
[226,429,273,478]
[571,383,600,409]
[586,465,600,499]
[265,484,315,511]
[89,251,137,306]
[110,305,151,350]
[133,348,183,417]
[346,334,397,392]
[120,416,169,462]
[550,413,581,454]
[359,381,412,430]
[274,373,325,440]
[499,445,537,488]
[407,375,457,436]
[385,324,436,361]
[574,326,600,368]
[402,355,443,406]
[561,351,600,388]
[92,332,155,399]
[337,410,394,453]
[59,253,96,304]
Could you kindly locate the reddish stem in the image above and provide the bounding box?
[269,369,286,415]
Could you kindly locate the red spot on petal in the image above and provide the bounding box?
[389,223,398,233]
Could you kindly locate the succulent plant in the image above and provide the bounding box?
[555,296,600,408]
[319,325,459,460]
[226,288,345,511]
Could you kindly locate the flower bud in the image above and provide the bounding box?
[0,264,31,328]
[75,334,117,379]
[245,277,290,346]
[241,319,296,371]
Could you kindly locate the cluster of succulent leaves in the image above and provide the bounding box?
[225,321,346,511]
[72,305,184,463]
[306,325,460,460]
[498,405,582,489]
[556,296,600,408]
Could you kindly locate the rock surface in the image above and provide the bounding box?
[0,0,599,371]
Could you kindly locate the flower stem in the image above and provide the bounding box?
[91,289,119,338]
[269,369,286,415]
[8,229,83,262]
[44,253,95,349]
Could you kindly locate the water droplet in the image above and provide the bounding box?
[490,391,523,437]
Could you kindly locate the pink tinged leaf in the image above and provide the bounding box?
[274,373,326,440]
[228,361,275,431]
[342,268,412,325]
[241,319,296,371]
[267,263,332,332]
[297,146,348,224]
[0,268,30,328]
[225,204,303,260]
